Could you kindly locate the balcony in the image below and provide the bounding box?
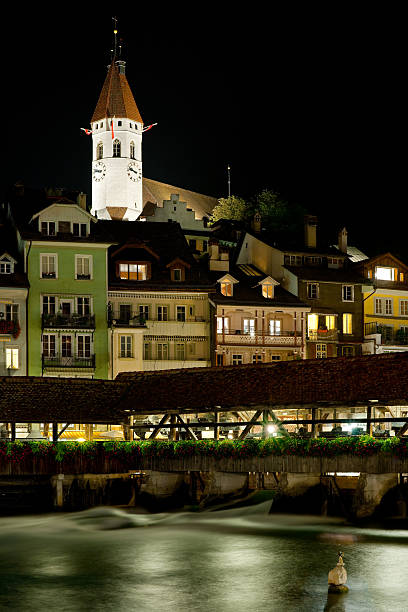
[42,354,96,369]
[0,318,20,339]
[42,313,95,330]
[308,329,338,341]
[108,312,147,328]
[365,323,408,346]
[217,330,302,347]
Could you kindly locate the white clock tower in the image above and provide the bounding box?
[90,59,143,221]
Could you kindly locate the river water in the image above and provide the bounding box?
[0,502,407,612]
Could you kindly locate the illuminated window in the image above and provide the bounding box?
[400,272,405,282]
[97,142,103,160]
[325,315,336,330]
[269,320,281,335]
[375,266,396,281]
[316,344,327,358]
[307,283,319,299]
[307,314,319,331]
[243,318,255,336]
[343,313,353,334]
[220,282,233,296]
[130,141,135,159]
[216,317,229,333]
[113,139,121,157]
[119,263,147,280]
[6,348,19,369]
[262,284,274,298]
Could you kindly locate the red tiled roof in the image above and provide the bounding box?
[91,61,143,123]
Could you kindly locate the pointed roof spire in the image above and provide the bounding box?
[91,18,143,124]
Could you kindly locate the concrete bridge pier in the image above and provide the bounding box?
[353,473,399,519]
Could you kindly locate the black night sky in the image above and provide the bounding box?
[4,8,406,258]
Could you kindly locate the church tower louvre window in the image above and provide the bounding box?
[90,22,144,222]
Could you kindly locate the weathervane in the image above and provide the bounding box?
[227,164,231,198]
[112,16,118,58]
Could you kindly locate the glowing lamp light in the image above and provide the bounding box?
[77,438,86,442]
[267,424,277,434]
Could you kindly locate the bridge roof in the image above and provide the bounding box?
[1,353,408,423]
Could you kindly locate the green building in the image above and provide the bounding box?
[11,191,112,379]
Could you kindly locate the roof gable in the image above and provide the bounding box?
[30,203,97,223]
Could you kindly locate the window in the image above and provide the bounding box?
[232,354,243,365]
[400,300,408,316]
[216,354,224,366]
[61,335,72,357]
[270,355,281,361]
[97,142,103,160]
[285,254,303,266]
[77,335,91,358]
[307,283,319,299]
[341,346,354,357]
[385,299,393,315]
[113,139,121,157]
[375,298,383,314]
[400,272,405,282]
[41,222,56,236]
[307,314,318,331]
[75,255,92,279]
[42,296,56,314]
[375,266,397,281]
[269,320,281,335]
[118,120,122,127]
[119,304,131,322]
[262,285,274,298]
[305,256,322,265]
[119,263,147,280]
[343,313,353,335]
[252,354,263,363]
[5,304,18,322]
[220,282,233,296]
[58,221,70,233]
[6,348,19,369]
[327,257,342,268]
[217,317,229,333]
[120,335,132,358]
[342,285,354,302]
[143,343,151,360]
[243,318,255,337]
[316,344,327,358]
[139,305,149,321]
[41,254,57,279]
[157,343,169,360]
[77,297,91,315]
[175,343,185,360]
[189,239,197,250]
[176,306,186,322]
[42,334,56,357]
[73,223,87,237]
[130,141,135,159]
[157,306,168,321]
[0,257,12,274]
[172,268,182,281]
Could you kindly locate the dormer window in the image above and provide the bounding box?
[172,268,182,281]
[259,276,279,299]
[262,285,274,299]
[221,282,233,296]
[0,256,14,274]
[118,263,148,280]
[41,221,56,236]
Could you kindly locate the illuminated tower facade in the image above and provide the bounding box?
[90,59,143,221]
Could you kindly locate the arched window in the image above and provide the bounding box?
[97,142,103,160]
[130,141,135,159]
[113,139,121,158]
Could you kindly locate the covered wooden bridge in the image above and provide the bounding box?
[1,352,408,441]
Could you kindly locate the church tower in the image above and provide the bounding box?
[90,58,143,221]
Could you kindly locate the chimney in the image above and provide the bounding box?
[338,227,348,254]
[252,211,261,233]
[77,192,87,211]
[304,214,318,249]
[209,240,229,272]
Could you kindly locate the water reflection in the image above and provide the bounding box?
[0,506,407,611]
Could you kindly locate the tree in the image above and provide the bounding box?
[209,196,248,223]
[250,190,305,238]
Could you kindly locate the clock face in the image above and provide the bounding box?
[92,161,106,182]
[127,162,142,182]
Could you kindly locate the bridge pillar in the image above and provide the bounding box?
[279,472,321,497]
[51,473,65,508]
[353,473,398,519]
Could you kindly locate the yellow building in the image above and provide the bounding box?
[356,253,408,354]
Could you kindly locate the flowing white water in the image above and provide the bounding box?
[0,504,407,611]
